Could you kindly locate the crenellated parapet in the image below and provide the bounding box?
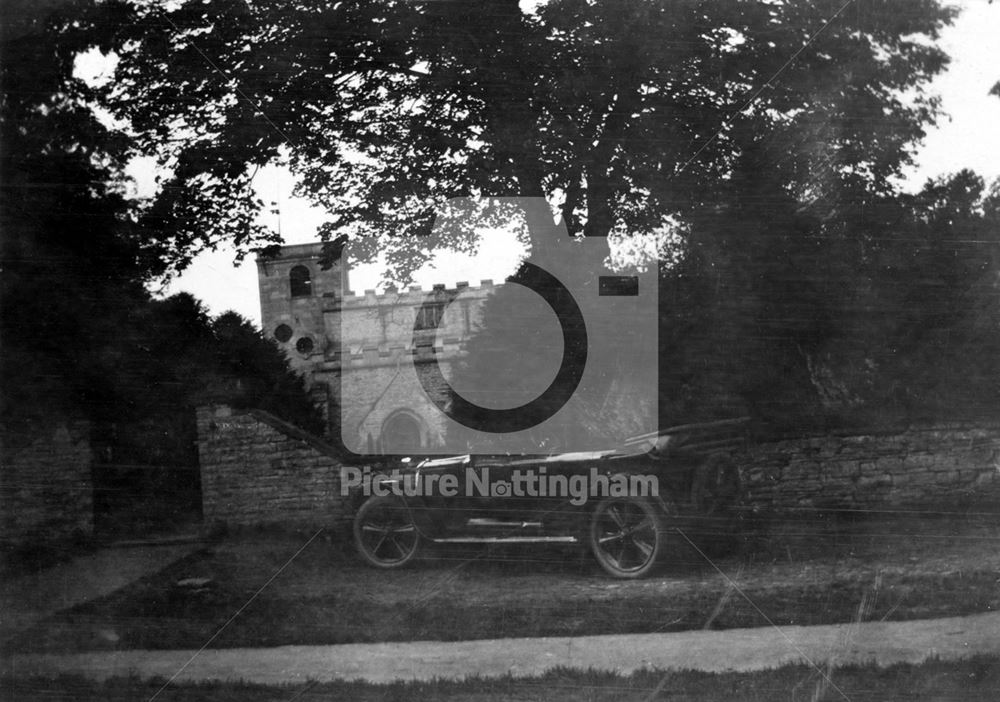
[332,279,496,310]
[327,278,496,369]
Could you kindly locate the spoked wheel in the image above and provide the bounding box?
[588,497,666,579]
[353,495,422,569]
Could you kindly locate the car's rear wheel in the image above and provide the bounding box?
[588,497,666,579]
[353,495,422,569]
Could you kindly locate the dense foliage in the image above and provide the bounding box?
[1,0,323,428]
[1,0,323,530]
[5,0,1000,448]
[78,0,955,275]
[658,168,1000,431]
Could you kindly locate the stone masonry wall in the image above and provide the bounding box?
[196,405,349,528]
[197,403,1000,525]
[742,424,1000,512]
[1,421,93,544]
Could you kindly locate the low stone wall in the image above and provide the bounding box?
[196,405,349,528]
[1,421,93,544]
[742,424,1000,512]
[196,406,1000,525]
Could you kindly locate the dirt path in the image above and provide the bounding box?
[1,542,204,645]
[5,611,1000,685]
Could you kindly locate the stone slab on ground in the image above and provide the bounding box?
[5,611,1000,685]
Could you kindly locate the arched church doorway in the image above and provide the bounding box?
[381,412,423,454]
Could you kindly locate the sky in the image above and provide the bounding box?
[145,0,1000,327]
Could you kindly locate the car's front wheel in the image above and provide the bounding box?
[353,495,422,569]
[588,497,666,579]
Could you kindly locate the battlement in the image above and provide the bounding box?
[331,284,491,360]
[334,278,497,310]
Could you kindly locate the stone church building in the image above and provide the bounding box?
[256,243,492,454]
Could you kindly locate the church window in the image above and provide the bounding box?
[290,265,312,297]
[274,324,293,343]
[414,303,445,330]
[296,336,315,355]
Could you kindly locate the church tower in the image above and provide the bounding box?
[256,243,347,378]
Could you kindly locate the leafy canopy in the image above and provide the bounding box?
[83,0,954,279]
[1,0,322,434]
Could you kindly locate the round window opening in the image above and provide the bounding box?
[274,324,293,343]
[296,337,315,355]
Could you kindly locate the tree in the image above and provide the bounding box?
[869,171,1000,418]
[31,0,993,437]
[81,0,955,280]
[85,293,324,531]
[62,0,960,435]
[209,310,325,433]
[1,0,149,430]
[2,3,325,533]
[104,294,324,464]
[2,1,322,431]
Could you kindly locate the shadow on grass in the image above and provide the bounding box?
[5,511,1000,653]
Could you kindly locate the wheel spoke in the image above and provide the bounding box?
[625,517,653,536]
[632,538,654,561]
[613,541,627,567]
[379,510,415,560]
[370,531,389,555]
[608,506,626,528]
[387,535,407,557]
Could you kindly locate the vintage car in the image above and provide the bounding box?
[348,418,748,578]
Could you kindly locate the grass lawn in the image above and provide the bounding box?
[4,511,1000,653]
[4,656,1000,701]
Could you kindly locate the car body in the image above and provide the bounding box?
[348,418,748,578]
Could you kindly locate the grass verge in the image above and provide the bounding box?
[3,656,1000,701]
[4,512,999,653]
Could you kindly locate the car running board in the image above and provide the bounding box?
[466,518,544,529]
[429,518,577,543]
[431,536,578,544]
